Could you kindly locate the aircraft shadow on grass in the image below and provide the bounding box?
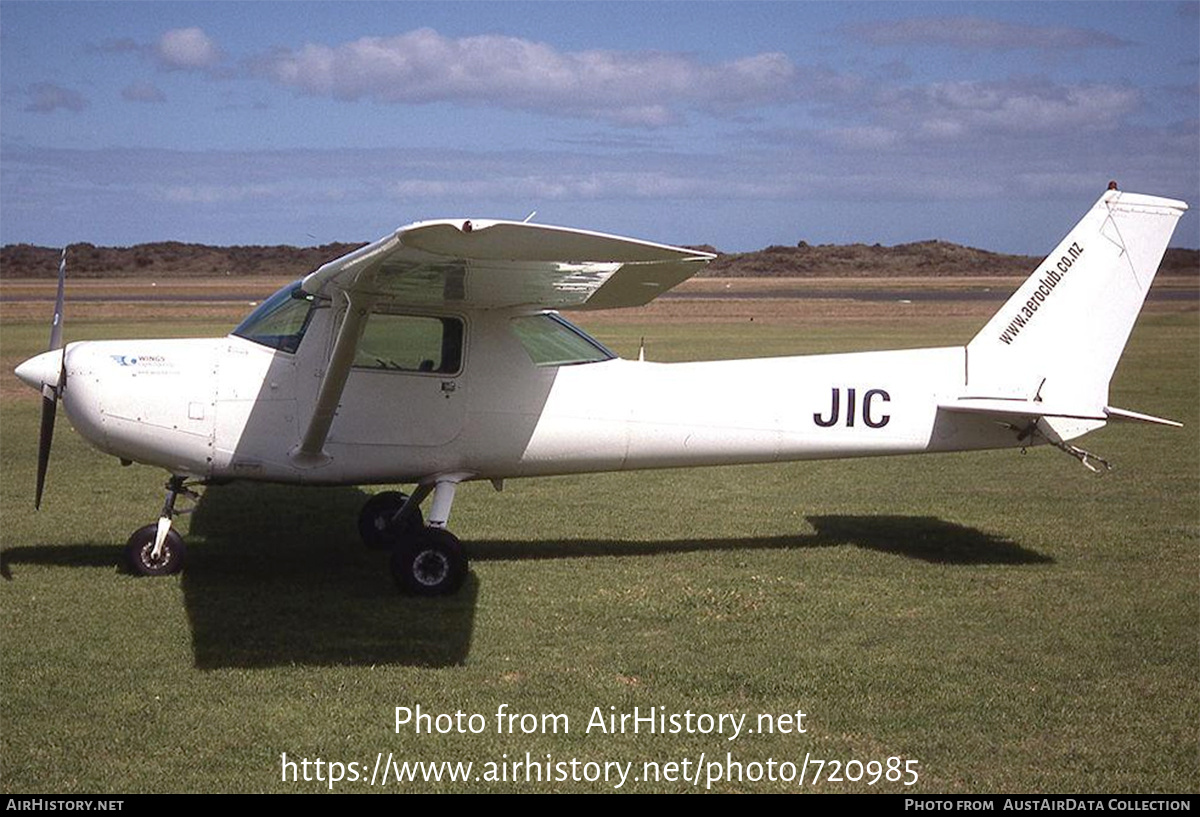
[179,482,478,671]
[470,514,1053,566]
[2,484,1050,670]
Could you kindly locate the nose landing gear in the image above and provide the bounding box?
[124,475,199,576]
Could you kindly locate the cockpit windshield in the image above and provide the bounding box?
[231,280,320,354]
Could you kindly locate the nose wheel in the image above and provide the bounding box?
[125,524,186,576]
[124,475,198,576]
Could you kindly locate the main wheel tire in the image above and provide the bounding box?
[358,491,424,550]
[390,528,468,596]
[124,524,186,576]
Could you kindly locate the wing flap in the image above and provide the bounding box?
[579,259,705,310]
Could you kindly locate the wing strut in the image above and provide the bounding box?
[291,290,376,465]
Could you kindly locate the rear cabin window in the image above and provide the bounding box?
[510,313,615,367]
[353,312,464,374]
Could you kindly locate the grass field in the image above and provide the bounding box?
[1,288,1196,793]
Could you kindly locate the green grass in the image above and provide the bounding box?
[1,312,1196,793]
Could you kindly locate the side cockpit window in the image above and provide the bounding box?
[232,281,318,354]
[353,312,464,374]
[510,313,615,367]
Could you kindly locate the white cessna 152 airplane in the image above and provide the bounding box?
[15,187,1187,595]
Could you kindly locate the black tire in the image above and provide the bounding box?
[390,528,468,596]
[124,523,186,576]
[358,491,424,549]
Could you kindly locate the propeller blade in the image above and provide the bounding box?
[49,249,66,351]
[35,387,57,511]
[34,248,68,509]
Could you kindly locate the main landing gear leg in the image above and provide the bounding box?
[381,476,469,597]
[357,485,429,549]
[124,475,198,576]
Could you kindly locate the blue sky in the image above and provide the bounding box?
[2,1,1197,253]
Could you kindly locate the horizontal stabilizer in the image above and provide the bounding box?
[938,398,1183,433]
[1104,406,1182,427]
[938,397,1107,423]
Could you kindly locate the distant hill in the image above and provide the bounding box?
[1,239,1196,279]
[701,241,1199,279]
[0,241,366,280]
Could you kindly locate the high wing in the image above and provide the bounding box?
[301,218,715,310]
[293,219,715,464]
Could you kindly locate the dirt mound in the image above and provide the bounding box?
[3,239,1195,279]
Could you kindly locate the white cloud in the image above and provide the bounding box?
[24,83,88,113]
[155,27,222,71]
[875,78,1141,139]
[250,28,797,127]
[385,171,748,202]
[156,183,280,204]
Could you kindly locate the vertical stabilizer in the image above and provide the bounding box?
[965,190,1186,415]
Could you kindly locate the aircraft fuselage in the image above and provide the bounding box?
[54,306,1018,488]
